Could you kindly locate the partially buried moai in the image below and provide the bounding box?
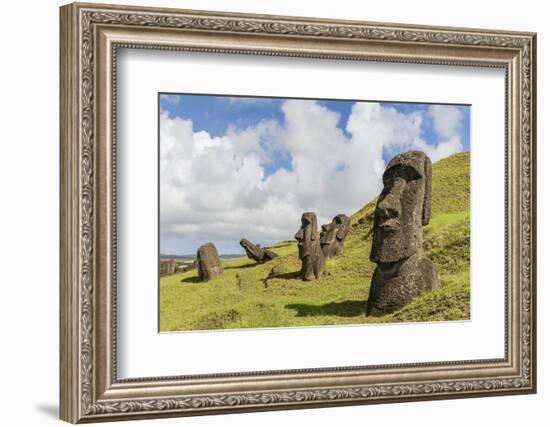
[367,151,439,316]
[295,212,325,281]
[320,214,351,258]
[239,238,278,263]
[196,242,224,282]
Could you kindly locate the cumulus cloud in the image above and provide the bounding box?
[159,94,180,104]
[428,104,463,140]
[415,104,465,162]
[160,100,467,254]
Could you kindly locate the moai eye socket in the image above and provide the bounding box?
[382,165,422,189]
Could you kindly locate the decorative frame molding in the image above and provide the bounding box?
[60,2,536,423]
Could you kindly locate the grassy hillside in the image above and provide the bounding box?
[160,152,470,331]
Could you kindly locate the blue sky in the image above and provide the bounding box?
[159,94,470,255]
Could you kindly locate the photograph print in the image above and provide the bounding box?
[159,93,470,332]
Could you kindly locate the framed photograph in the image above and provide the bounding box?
[60,2,536,423]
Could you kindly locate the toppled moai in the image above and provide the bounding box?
[320,214,351,258]
[196,242,224,282]
[295,212,325,281]
[367,151,440,316]
[239,238,278,263]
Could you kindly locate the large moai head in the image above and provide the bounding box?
[196,242,224,282]
[295,212,325,280]
[320,214,351,258]
[370,151,432,264]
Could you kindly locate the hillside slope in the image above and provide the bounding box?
[160,152,470,331]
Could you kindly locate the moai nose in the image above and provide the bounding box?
[376,193,401,221]
[376,176,405,220]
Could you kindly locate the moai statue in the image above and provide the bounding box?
[295,212,325,281]
[367,151,439,316]
[239,238,278,263]
[320,214,351,258]
[159,259,176,277]
[196,242,224,282]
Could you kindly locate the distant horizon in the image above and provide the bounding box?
[159,94,470,255]
[160,252,245,259]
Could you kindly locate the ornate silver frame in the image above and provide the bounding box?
[60,2,536,423]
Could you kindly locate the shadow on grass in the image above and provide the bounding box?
[285,300,366,317]
[224,262,258,270]
[180,275,201,284]
[268,270,301,281]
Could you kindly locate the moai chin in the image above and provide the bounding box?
[367,151,440,316]
[295,212,325,281]
[196,242,224,282]
[239,238,278,263]
[320,214,351,258]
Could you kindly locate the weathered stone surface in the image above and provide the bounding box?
[367,151,439,315]
[159,259,176,277]
[196,242,224,282]
[264,250,278,261]
[295,212,325,281]
[239,238,278,263]
[367,253,439,316]
[320,214,351,258]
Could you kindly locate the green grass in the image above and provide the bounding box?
[160,152,470,332]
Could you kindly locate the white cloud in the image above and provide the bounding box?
[410,104,465,162]
[428,104,464,140]
[160,101,466,253]
[412,136,463,162]
[159,94,180,104]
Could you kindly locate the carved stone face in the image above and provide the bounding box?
[295,212,325,280]
[240,238,261,258]
[370,151,432,264]
[320,214,350,257]
[295,212,318,258]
